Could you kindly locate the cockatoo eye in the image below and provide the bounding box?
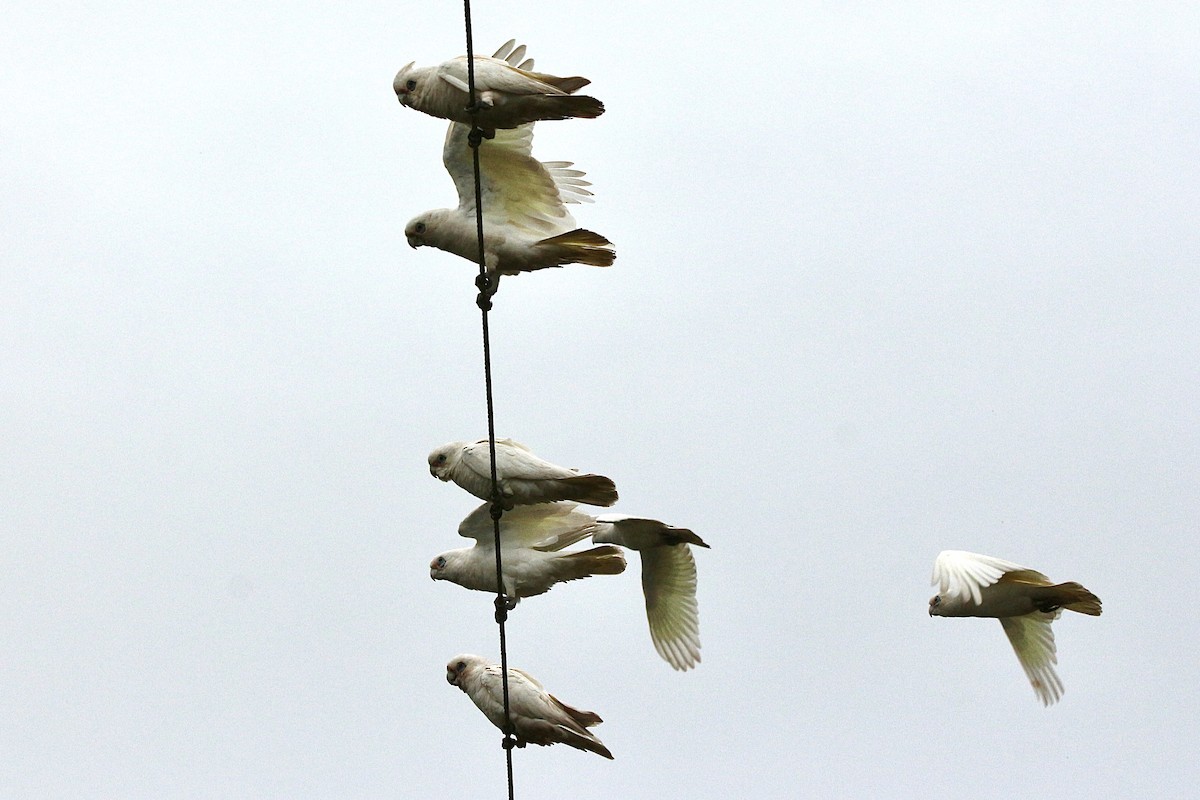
[435,556,446,568]
[932,596,941,607]
[414,221,427,234]
[455,660,466,671]
[405,79,417,91]
[434,453,446,463]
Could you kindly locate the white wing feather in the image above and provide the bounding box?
[999,613,1064,705]
[460,439,578,483]
[437,56,569,97]
[457,501,596,550]
[641,545,701,671]
[931,550,1031,605]
[442,121,579,236]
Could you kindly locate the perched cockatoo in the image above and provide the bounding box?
[428,438,618,509]
[394,40,604,137]
[404,118,614,295]
[928,550,1102,705]
[592,515,709,671]
[446,654,613,759]
[430,502,625,599]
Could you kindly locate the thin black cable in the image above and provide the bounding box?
[462,2,517,797]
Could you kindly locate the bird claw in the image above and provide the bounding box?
[493,595,518,622]
[464,117,494,146]
[475,273,497,310]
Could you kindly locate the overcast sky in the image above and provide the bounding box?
[3,2,1198,798]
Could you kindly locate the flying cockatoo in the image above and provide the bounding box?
[404,118,614,295]
[446,654,613,759]
[430,501,625,599]
[592,515,709,671]
[394,40,604,137]
[928,550,1102,705]
[428,438,618,509]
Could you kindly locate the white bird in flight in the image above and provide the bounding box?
[430,501,625,599]
[404,116,614,296]
[592,515,709,671]
[929,549,1102,705]
[394,40,604,137]
[446,653,613,759]
[428,438,618,509]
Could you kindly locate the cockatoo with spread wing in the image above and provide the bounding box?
[404,117,614,295]
[428,438,618,509]
[928,550,1102,705]
[592,515,709,671]
[430,502,625,599]
[446,654,613,759]
[394,40,604,137]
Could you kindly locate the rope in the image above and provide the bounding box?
[461,2,517,797]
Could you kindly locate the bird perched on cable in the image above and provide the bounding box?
[592,515,709,671]
[446,654,614,759]
[393,39,604,137]
[428,438,618,509]
[430,502,625,600]
[404,115,614,297]
[928,549,1102,705]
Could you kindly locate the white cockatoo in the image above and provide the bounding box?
[404,116,614,295]
[929,550,1102,705]
[394,40,604,137]
[430,502,625,599]
[428,438,618,509]
[592,515,709,671]
[446,654,613,759]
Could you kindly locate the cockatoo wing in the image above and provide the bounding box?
[437,55,573,97]
[932,550,1046,605]
[457,501,597,550]
[999,612,1064,706]
[467,663,514,727]
[509,666,545,691]
[442,121,578,236]
[461,439,578,481]
[510,678,613,758]
[491,40,532,70]
[641,545,702,671]
[540,162,594,204]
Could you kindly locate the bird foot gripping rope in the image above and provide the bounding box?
[474,273,495,310]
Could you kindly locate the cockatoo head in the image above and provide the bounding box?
[404,214,432,249]
[430,552,452,581]
[427,443,460,480]
[392,63,418,106]
[929,591,974,617]
[446,654,482,688]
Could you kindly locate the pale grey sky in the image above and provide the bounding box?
[2,2,1198,798]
